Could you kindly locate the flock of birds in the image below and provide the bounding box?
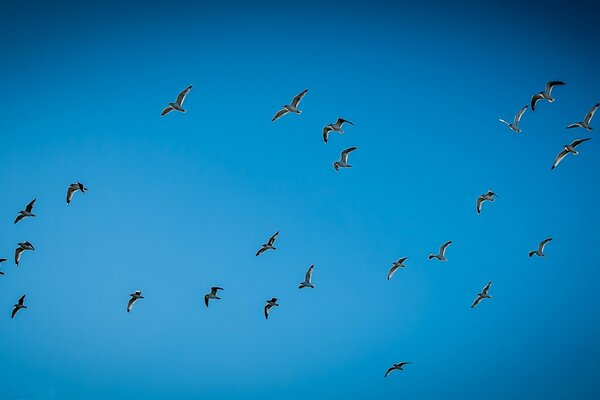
[2,81,595,378]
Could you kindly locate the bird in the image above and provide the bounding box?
[323,118,354,143]
[66,182,88,205]
[567,103,599,130]
[256,231,279,256]
[384,362,411,377]
[271,89,308,121]
[551,138,591,170]
[429,241,452,261]
[204,286,224,307]
[15,241,34,267]
[127,291,144,312]
[529,238,553,258]
[471,281,492,308]
[264,298,279,319]
[333,147,358,171]
[476,190,498,214]
[387,257,408,280]
[499,105,527,133]
[161,85,192,116]
[299,264,315,289]
[0,258,6,275]
[11,295,27,319]
[530,81,566,112]
[14,198,36,224]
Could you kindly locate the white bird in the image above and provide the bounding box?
[299,264,315,289]
[204,286,224,307]
[127,291,144,312]
[333,147,358,171]
[272,89,309,121]
[66,182,88,205]
[264,297,279,319]
[428,241,452,261]
[15,241,34,267]
[529,238,553,258]
[0,258,6,275]
[256,231,279,256]
[471,281,492,309]
[387,257,408,280]
[476,190,498,214]
[551,138,591,170]
[161,85,192,116]
[14,199,36,224]
[323,118,354,143]
[384,362,411,377]
[567,103,599,130]
[499,105,527,133]
[530,81,566,112]
[11,295,27,319]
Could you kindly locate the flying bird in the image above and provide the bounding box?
[127,291,144,312]
[0,258,6,275]
[476,190,498,214]
[429,241,452,261]
[256,231,279,256]
[384,362,411,377]
[567,103,599,130]
[204,286,224,307]
[15,241,34,267]
[66,182,87,205]
[387,257,408,280]
[11,295,27,319]
[530,81,566,112]
[161,85,192,116]
[323,118,354,143]
[299,264,315,289]
[271,89,308,121]
[471,281,492,308]
[529,238,553,258]
[333,147,358,171]
[499,105,527,133]
[264,297,279,319]
[14,198,36,224]
[551,138,591,170]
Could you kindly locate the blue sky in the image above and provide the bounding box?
[1,0,599,399]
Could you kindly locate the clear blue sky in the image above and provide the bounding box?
[1,0,599,399]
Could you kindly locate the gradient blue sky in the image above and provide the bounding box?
[1,0,599,399]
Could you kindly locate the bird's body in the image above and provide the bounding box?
[272,89,308,121]
[161,85,192,116]
[531,81,566,111]
[429,241,452,261]
[66,182,88,205]
[384,362,411,377]
[256,231,279,256]
[567,103,598,130]
[15,241,34,267]
[551,138,591,170]
[471,281,492,308]
[529,238,553,257]
[299,265,315,289]
[476,190,497,214]
[127,291,144,312]
[14,198,36,224]
[499,105,527,133]
[387,257,408,280]
[333,147,358,171]
[11,295,27,319]
[204,286,224,307]
[323,118,354,143]
[264,297,279,319]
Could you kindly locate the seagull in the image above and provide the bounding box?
[471,281,492,308]
[0,258,6,275]
[387,257,408,280]
[256,231,279,256]
[204,286,224,307]
[531,81,566,112]
[14,199,36,224]
[529,238,553,257]
[323,118,354,143]
[499,105,527,133]
[299,264,315,289]
[15,241,34,267]
[12,295,27,319]
[567,103,599,130]
[333,147,358,171]
[127,291,144,312]
[264,298,279,319]
[272,89,308,121]
[384,362,411,377]
[161,85,192,116]
[476,190,498,214]
[429,241,452,261]
[551,138,591,170]
[66,182,88,205]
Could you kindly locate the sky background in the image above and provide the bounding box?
[1,0,599,399]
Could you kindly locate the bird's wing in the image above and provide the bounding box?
[18,295,26,305]
[471,295,483,308]
[551,149,569,169]
[546,81,565,96]
[498,118,511,127]
[387,265,399,280]
[514,105,528,125]
[337,118,354,126]
[66,186,77,204]
[476,196,484,214]
[384,367,395,377]
[323,126,332,143]
[272,108,288,122]
[127,297,136,312]
[264,304,270,319]
[531,94,544,111]
[290,89,308,107]
[256,246,266,256]
[572,137,592,148]
[584,103,599,124]
[25,198,36,213]
[204,294,209,307]
[305,265,314,282]
[14,214,25,224]
[566,123,581,129]
[11,307,18,318]
[175,85,192,106]
[482,281,492,295]
[268,231,279,246]
[440,241,452,254]
[340,147,357,163]
[15,247,23,265]
[539,238,552,251]
[161,106,174,116]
